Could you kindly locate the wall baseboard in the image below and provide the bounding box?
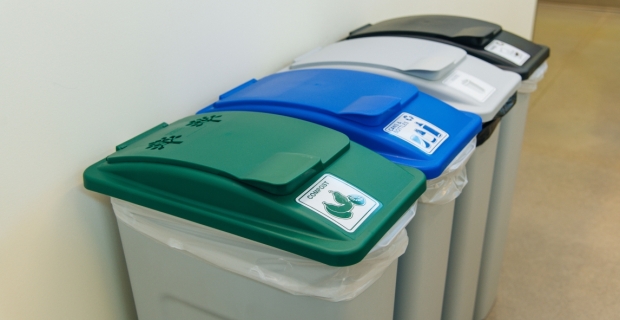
[540,0,620,9]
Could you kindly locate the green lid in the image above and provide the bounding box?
[84,111,426,266]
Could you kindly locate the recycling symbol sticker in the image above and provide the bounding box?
[296,174,381,232]
[384,112,449,154]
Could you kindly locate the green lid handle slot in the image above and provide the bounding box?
[107,113,351,196]
[241,152,323,195]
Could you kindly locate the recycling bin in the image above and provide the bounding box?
[286,37,521,320]
[84,111,427,320]
[348,15,550,319]
[197,68,482,320]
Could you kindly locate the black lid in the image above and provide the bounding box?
[350,15,501,47]
[348,15,549,79]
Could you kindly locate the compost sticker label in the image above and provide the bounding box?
[383,113,449,154]
[442,70,496,103]
[296,174,381,233]
[484,40,531,66]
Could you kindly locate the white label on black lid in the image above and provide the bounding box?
[442,70,496,102]
[383,112,449,154]
[485,40,531,66]
[296,174,381,233]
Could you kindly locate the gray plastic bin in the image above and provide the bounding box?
[288,36,521,320]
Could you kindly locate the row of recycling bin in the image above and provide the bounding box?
[84,15,548,320]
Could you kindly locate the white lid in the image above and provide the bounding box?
[290,37,522,122]
[293,37,466,81]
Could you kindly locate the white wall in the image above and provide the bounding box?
[0,0,537,319]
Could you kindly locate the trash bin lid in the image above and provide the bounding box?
[290,37,521,123]
[84,111,426,266]
[197,69,481,179]
[348,15,550,79]
[293,36,466,81]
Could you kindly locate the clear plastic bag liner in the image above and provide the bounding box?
[111,198,414,302]
[518,62,548,93]
[421,137,476,205]
[370,201,416,253]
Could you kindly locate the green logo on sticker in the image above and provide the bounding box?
[322,191,366,219]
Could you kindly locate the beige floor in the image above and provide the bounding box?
[485,3,620,320]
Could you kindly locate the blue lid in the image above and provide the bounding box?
[197,69,481,179]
